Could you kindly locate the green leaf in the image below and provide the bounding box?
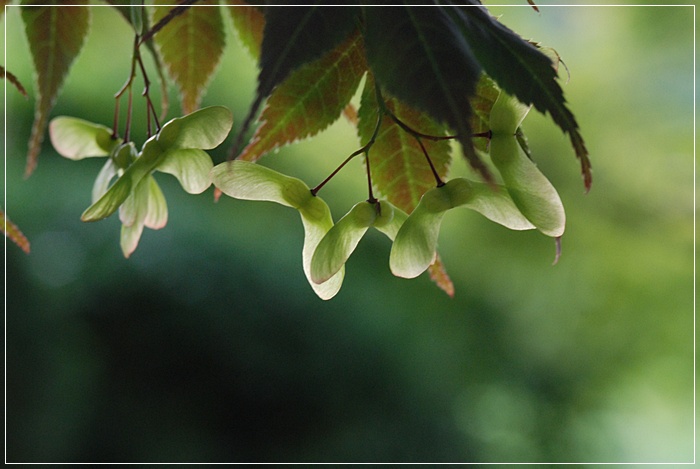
[21,1,90,176]
[362,5,490,182]
[358,75,451,214]
[157,106,233,150]
[157,148,213,194]
[151,0,226,115]
[49,117,119,160]
[469,74,500,152]
[238,30,366,162]
[444,1,592,191]
[226,0,265,59]
[211,160,344,300]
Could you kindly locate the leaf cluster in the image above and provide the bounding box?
[8,2,591,297]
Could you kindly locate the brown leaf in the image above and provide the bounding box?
[21,1,90,176]
[151,0,226,115]
[1,209,30,254]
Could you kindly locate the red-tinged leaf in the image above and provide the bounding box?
[21,1,90,176]
[238,31,366,162]
[226,0,265,59]
[428,256,454,298]
[151,0,226,115]
[469,74,500,151]
[358,74,451,215]
[2,209,31,254]
[1,66,28,97]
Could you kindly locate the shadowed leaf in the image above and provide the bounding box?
[152,0,226,114]
[21,1,90,176]
[363,5,490,182]
[444,1,591,190]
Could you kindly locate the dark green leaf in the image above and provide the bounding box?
[443,1,592,191]
[362,5,491,182]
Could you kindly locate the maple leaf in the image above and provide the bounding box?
[238,30,366,162]
[152,0,226,115]
[358,74,451,215]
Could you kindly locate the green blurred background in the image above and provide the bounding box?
[3,3,694,463]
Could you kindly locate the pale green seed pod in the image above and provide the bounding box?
[211,160,343,300]
[489,92,566,238]
[390,177,535,279]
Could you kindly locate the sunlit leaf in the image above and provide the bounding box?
[363,5,490,182]
[358,74,451,214]
[238,30,366,162]
[226,0,265,59]
[444,1,591,191]
[428,257,454,298]
[211,160,344,300]
[21,1,90,176]
[258,5,359,99]
[157,148,213,194]
[2,209,31,254]
[157,106,233,150]
[49,116,119,160]
[231,5,360,159]
[151,0,226,114]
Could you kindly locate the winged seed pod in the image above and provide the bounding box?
[310,199,407,285]
[390,178,535,279]
[210,160,344,300]
[489,91,566,238]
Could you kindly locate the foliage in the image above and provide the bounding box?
[5,1,590,299]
